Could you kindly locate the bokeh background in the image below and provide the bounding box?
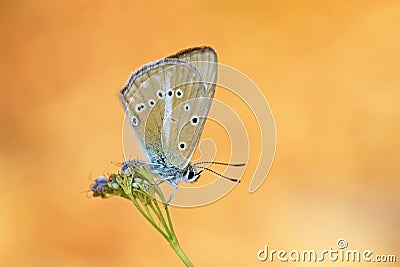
[1,0,399,266]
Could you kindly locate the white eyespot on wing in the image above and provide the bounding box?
[179,141,187,151]
[157,90,165,99]
[166,89,174,98]
[148,99,155,107]
[184,104,190,111]
[131,115,139,126]
[190,115,199,125]
[135,103,146,113]
[176,89,183,98]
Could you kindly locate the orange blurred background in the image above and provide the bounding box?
[0,1,399,266]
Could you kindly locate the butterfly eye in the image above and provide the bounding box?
[190,115,199,125]
[166,89,174,97]
[149,99,155,106]
[179,142,187,150]
[176,89,183,98]
[131,115,139,126]
[135,103,146,113]
[184,169,200,183]
[184,104,190,111]
[157,90,164,99]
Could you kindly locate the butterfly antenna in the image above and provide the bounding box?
[194,166,241,183]
[194,161,246,167]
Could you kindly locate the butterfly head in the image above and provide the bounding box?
[183,165,202,183]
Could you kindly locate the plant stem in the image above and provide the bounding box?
[165,204,176,237]
[150,201,172,238]
[170,237,194,267]
[126,194,170,241]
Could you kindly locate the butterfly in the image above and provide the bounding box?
[119,46,243,205]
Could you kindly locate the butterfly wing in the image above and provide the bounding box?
[162,47,218,169]
[120,58,204,168]
[120,47,218,172]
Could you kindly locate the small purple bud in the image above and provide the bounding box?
[90,176,109,192]
[95,176,108,184]
[121,160,133,174]
[90,183,98,191]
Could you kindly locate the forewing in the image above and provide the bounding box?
[120,58,203,166]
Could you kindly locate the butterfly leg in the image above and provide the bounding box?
[149,175,174,188]
[166,180,179,208]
